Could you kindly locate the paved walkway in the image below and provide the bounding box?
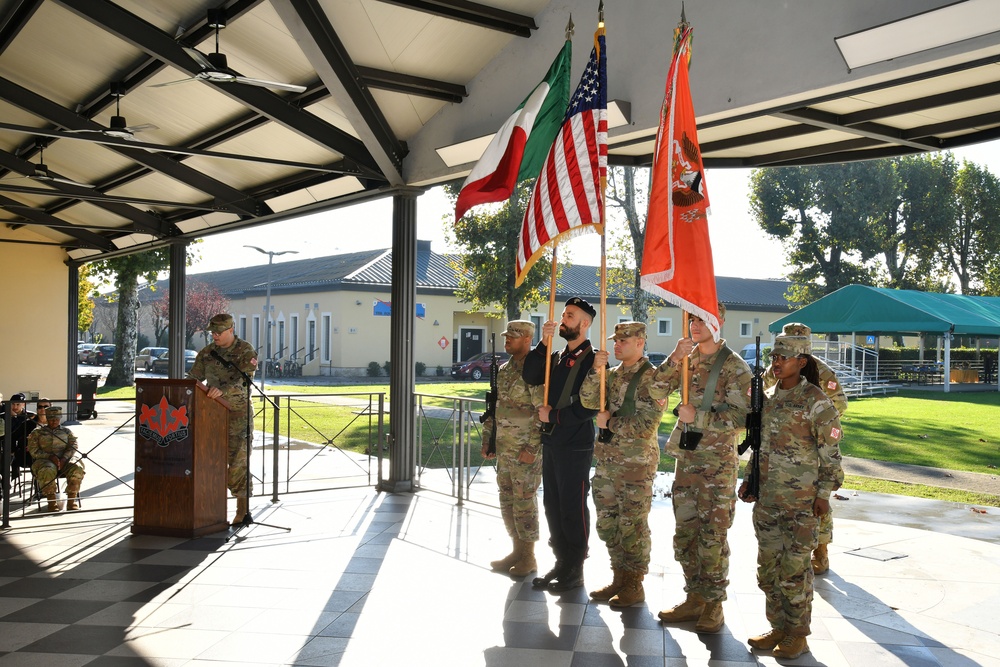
[842,457,1000,496]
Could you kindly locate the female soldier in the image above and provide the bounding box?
[739,331,843,660]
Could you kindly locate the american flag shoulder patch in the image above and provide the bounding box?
[831,426,842,440]
[827,380,838,390]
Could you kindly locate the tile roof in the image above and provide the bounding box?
[175,245,793,311]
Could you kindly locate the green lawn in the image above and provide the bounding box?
[841,390,1000,474]
[105,381,1000,489]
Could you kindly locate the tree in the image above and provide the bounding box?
[942,160,1000,294]
[89,248,172,387]
[874,154,955,290]
[77,263,95,337]
[150,294,169,346]
[604,166,669,323]
[184,282,230,348]
[444,181,553,321]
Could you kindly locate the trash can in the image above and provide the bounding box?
[77,374,99,420]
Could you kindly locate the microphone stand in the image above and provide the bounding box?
[210,350,290,542]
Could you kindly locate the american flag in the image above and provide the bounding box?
[515,26,607,287]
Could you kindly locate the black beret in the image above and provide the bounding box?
[564,296,596,319]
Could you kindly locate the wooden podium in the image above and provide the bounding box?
[133,379,231,537]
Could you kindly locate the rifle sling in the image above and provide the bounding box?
[554,347,593,410]
[697,344,734,415]
[615,360,652,417]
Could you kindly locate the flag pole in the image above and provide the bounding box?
[597,1,607,412]
[543,243,559,407]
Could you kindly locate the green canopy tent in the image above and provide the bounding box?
[769,285,1000,392]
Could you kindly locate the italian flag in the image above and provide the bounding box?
[455,40,572,222]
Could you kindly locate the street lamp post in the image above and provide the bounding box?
[245,246,298,391]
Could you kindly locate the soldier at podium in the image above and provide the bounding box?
[188,313,258,524]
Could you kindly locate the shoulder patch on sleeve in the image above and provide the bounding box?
[830,426,842,440]
[827,380,838,390]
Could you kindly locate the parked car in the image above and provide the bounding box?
[151,350,198,375]
[740,342,771,372]
[86,344,116,366]
[135,346,168,371]
[77,343,97,363]
[451,351,510,380]
[647,352,668,367]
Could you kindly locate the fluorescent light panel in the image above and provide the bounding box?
[835,0,1000,70]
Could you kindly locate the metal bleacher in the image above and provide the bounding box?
[811,341,902,397]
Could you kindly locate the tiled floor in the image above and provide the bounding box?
[2,483,999,667]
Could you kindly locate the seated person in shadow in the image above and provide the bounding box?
[27,406,85,512]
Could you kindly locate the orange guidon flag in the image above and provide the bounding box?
[639,24,720,340]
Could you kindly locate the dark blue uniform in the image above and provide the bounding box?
[523,339,597,569]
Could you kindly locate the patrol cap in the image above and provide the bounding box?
[564,296,596,320]
[608,321,646,341]
[771,333,811,358]
[782,322,811,337]
[501,320,535,339]
[207,313,234,333]
[45,406,63,418]
[9,392,26,403]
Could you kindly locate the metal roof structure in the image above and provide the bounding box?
[2,0,1000,260]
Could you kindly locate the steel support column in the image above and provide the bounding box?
[168,241,188,378]
[65,262,80,424]
[384,190,420,491]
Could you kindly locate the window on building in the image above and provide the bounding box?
[307,320,316,363]
[290,315,299,359]
[657,318,672,336]
[239,316,247,340]
[278,320,286,359]
[252,316,260,350]
[530,315,544,345]
[322,314,331,362]
[740,321,752,338]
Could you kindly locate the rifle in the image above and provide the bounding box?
[738,336,764,501]
[479,334,499,456]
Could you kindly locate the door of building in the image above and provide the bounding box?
[459,327,484,361]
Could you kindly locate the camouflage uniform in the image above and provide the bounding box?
[27,415,85,492]
[484,353,544,542]
[650,341,751,602]
[763,325,847,547]
[755,374,843,637]
[581,351,665,574]
[188,324,258,498]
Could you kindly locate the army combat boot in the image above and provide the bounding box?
[812,543,830,574]
[533,560,566,588]
[44,484,61,513]
[658,593,705,622]
[609,572,645,608]
[772,635,809,659]
[491,538,521,572]
[232,496,249,524]
[747,628,786,650]
[548,561,584,592]
[589,568,624,602]
[66,479,82,511]
[508,540,537,577]
[694,600,724,633]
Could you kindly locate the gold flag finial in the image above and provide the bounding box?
[679,2,688,28]
[566,14,574,40]
[598,0,604,27]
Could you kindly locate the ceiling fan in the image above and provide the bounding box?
[65,82,158,141]
[152,9,306,94]
[4,147,95,189]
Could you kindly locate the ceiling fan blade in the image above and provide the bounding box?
[182,46,214,71]
[124,123,159,133]
[33,174,96,189]
[232,75,307,94]
[150,76,200,88]
[63,128,101,134]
